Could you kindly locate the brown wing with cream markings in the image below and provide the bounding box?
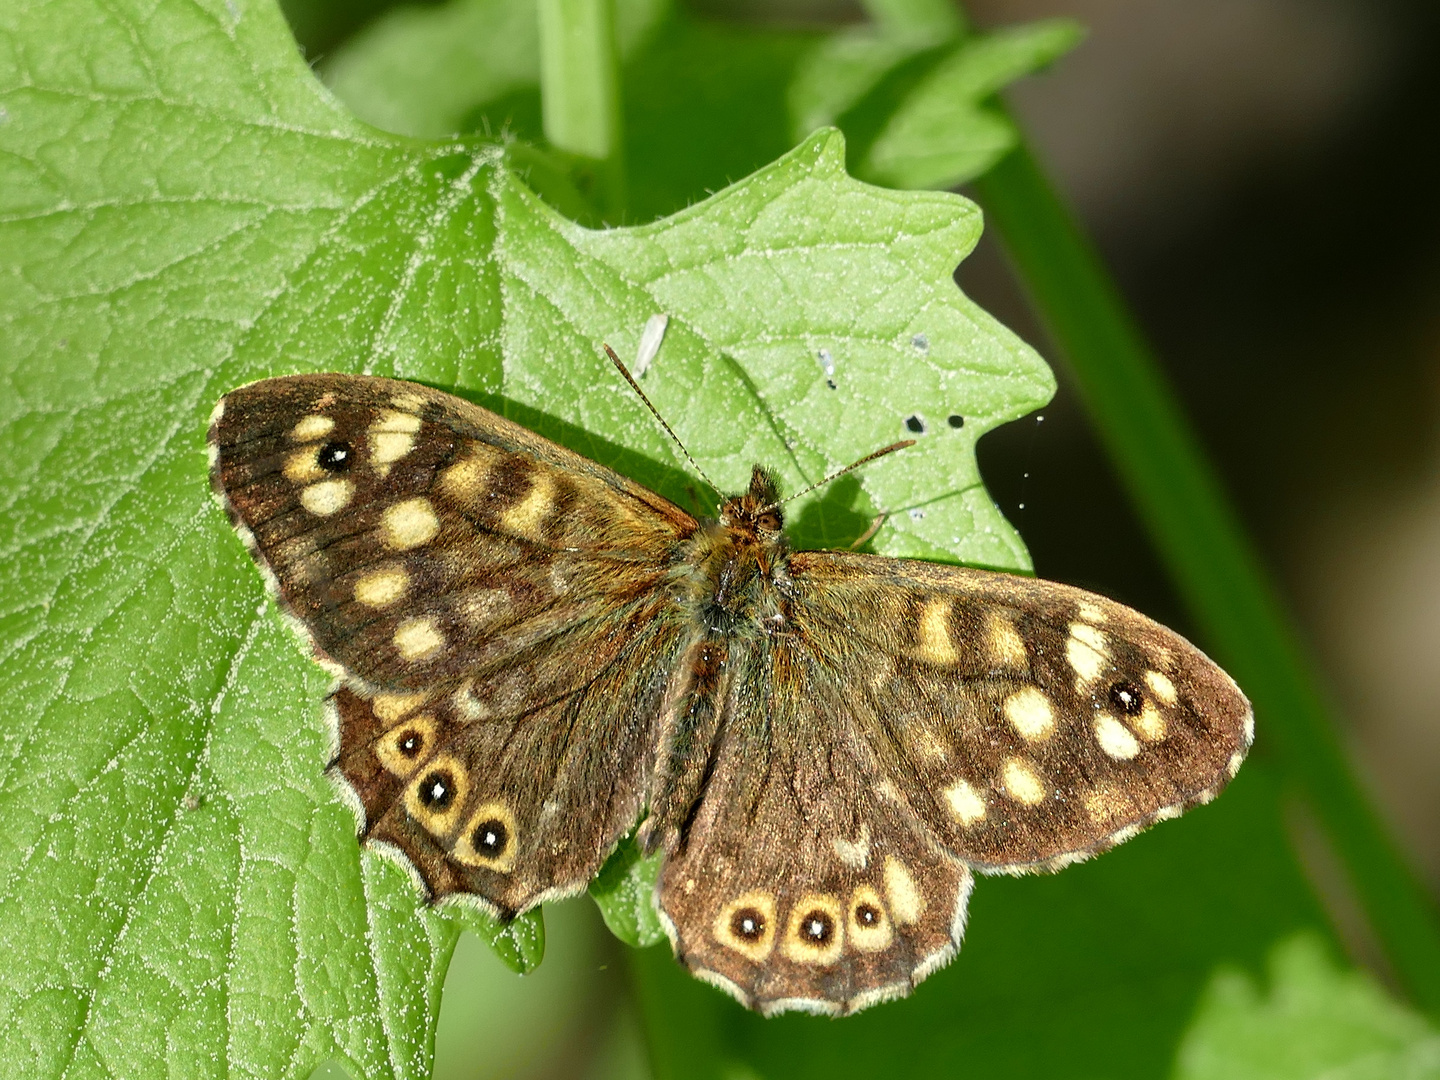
[327,602,686,915]
[654,633,975,1016]
[209,373,694,913]
[783,550,1254,874]
[209,373,694,691]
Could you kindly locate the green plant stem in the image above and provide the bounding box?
[537,0,625,216]
[972,138,1440,1014]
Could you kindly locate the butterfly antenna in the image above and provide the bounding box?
[761,440,915,513]
[604,343,719,494]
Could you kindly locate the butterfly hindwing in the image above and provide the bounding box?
[655,634,974,1015]
[328,602,685,915]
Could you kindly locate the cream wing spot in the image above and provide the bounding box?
[1001,757,1046,805]
[715,892,778,963]
[300,479,353,516]
[1078,600,1107,623]
[1066,622,1111,683]
[369,409,422,474]
[916,600,958,665]
[1002,686,1055,741]
[354,566,410,608]
[382,497,439,550]
[290,415,334,442]
[1094,714,1141,760]
[438,443,503,501]
[284,447,325,483]
[1131,701,1167,741]
[1145,669,1178,705]
[831,823,871,869]
[985,611,1027,669]
[782,894,845,965]
[847,886,893,953]
[393,616,444,661]
[404,754,468,835]
[499,472,555,540]
[372,692,428,725]
[883,856,925,925]
[374,713,437,777]
[943,778,986,825]
[440,459,482,499]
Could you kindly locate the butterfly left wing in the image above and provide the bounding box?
[208,373,697,915]
[208,372,695,691]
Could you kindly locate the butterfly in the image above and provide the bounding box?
[207,365,1252,1016]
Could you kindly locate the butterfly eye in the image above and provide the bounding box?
[472,817,510,857]
[758,512,782,533]
[418,770,454,811]
[800,909,835,945]
[1108,681,1145,716]
[316,440,352,471]
[729,906,766,942]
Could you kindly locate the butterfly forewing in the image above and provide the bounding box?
[209,374,694,689]
[209,372,1252,1016]
[784,552,1254,872]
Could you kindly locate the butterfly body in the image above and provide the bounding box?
[209,372,1252,1016]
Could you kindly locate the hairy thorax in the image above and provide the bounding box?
[673,465,793,635]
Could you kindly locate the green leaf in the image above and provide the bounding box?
[0,0,1048,1075]
[442,903,545,975]
[323,0,667,141]
[1175,933,1440,1080]
[324,1,821,226]
[861,19,1083,190]
[787,27,945,144]
[590,837,666,949]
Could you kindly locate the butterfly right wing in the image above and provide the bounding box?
[652,549,1250,1015]
[783,550,1254,874]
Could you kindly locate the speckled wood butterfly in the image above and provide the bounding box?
[208,369,1251,1016]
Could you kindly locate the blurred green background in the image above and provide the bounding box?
[291,0,1440,1075]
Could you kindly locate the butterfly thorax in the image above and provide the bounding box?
[676,465,791,631]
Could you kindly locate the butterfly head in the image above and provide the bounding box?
[717,465,785,543]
